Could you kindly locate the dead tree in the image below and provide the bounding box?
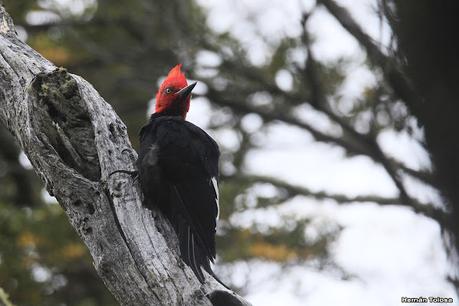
[0,5,249,306]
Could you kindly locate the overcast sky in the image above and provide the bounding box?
[188,0,457,305]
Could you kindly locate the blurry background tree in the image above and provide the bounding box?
[0,0,457,305]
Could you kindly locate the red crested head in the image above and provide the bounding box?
[155,64,196,119]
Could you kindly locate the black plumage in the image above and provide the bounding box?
[137,113,220,283]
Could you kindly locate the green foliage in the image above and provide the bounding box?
[218,219,337,263]
[0,201,116,306]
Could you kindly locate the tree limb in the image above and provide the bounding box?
[206,86,432,186]
[200,36,433,188]
[300,12,412,206]
[0,5,248,306]
[317,0,420,108]
[0,288,14,306]
[233,174,447,224]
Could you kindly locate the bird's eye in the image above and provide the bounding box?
[165,88,173,94]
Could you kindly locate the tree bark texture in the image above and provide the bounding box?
[389,0,459,281]
[0,5,249,306]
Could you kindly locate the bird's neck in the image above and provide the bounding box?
[151,109,186,120]
[154,98,188,119]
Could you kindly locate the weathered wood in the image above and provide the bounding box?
[0,5,249,306]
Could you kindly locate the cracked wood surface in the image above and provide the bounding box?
[0,5,249,306]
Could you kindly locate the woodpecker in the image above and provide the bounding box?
[137,65,220,283]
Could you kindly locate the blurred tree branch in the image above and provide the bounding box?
[230,174,446,224]
[200,39,433,185]
[0,127,40,206]
[0,288,14,306]
[382,0,459,286]
[315,0,459,285]
[198,4,444,233]
[205,84,436,210]
[300,12,412,210]
[317,0,420,108]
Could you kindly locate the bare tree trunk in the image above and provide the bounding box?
[0,5,249,306]
[316,0,459,290]
[389,0,459,286]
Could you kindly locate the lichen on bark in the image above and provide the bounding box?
[30,68,101,181]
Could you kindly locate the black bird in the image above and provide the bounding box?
[137,64,220,283]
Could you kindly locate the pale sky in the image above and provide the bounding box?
[189,0,457,305]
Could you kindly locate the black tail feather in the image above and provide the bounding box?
[178,223,206,282]
[177,217,230,288]
[169,185,229,287]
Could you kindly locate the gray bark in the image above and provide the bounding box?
[0,5,249,306]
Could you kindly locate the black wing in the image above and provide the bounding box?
[137,116,220,282]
